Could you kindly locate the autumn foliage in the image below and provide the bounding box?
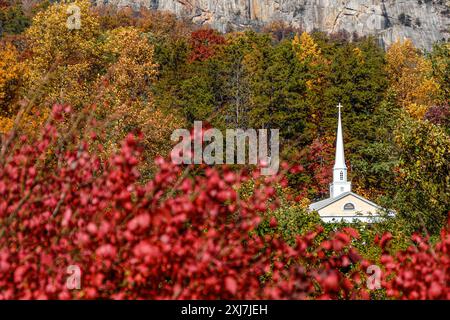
[0,106,359,299]
[0,1,449,300]
[380,231,450,300]
[0,106,448,299]
[188,29,226,63]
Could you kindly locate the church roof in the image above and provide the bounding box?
[309,191,382,211]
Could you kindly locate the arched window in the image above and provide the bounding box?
[340,171,343,180]
[344,203,355,210]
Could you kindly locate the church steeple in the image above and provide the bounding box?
[330,103,351,198]
[334,103,346,170]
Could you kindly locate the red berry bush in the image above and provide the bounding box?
[380,231,450,300]
[0,106,448,299]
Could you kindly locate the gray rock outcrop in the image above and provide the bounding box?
[105,0,450,50]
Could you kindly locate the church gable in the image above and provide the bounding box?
[314,193,380,218]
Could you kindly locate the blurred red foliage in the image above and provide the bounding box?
[0,105,448,299]
[380,229,450,300]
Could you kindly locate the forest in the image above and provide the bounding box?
[0,0,449,299]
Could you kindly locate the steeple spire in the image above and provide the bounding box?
[334,103,346,170]
[330,103,351,198]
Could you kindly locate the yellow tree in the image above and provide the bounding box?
[292,31,329,92]
[25,0,103,109]
[386,39,440,119]
[101,27,158,105]
[98,27,185,172]
[292,31,323,63]
[0,40,51,136]
[0,42,22,133]
[292,32,330,135]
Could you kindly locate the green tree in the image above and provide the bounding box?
[428,42,450,104]
[393,114,450,233]
[245,37,307,140]
[0,2,31,36]
[350,97,400,199]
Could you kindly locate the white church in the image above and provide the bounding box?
[308,104,388,223]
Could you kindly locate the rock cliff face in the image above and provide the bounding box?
[107,0,450,50]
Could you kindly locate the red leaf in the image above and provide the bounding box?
[225,277,237,295]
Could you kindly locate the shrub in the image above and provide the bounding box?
[380,229,450,299]
[0,106,448,299]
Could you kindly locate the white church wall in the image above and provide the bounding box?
[320,216,383,223]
